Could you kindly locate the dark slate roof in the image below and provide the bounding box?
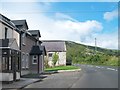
[29,45,42,55]
[42,40,66,52]
[0,14,16,28]
[28,30,41,37]
[12,20,29,29]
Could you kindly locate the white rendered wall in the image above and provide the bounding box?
[57,52,66,66]
[21,70,30,76]
[16,72,20,80]
[47,52,66,67]
[0,73,13,81]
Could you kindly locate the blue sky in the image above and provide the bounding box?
[0,1,118,49]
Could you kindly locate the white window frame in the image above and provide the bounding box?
[22,52,25,69]
[32,55,38,64]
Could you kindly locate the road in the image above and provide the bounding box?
[25,64,118,88]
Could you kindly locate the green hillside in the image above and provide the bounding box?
[65,41,119,66]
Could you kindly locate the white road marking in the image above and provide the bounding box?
[107,68,118,71]
[101,67,104,69]
[88,65,93,67]
[96,66,101,68]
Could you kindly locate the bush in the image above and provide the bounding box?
[52,52,59,66]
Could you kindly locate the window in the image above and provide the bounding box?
[22,33,26,45]
[9,57,12,70]
[5,27,8,39]
[2,57,7,70]
[16,56,20,70]
[48,53,52,57]
[26,54,29,68]
[32,55,38,64]
[22,53,25,68]
[0,56,2,71]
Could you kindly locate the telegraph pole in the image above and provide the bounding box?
[95,38,97,53]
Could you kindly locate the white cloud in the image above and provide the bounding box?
[1,0,119,2]
[1,0,39,2]
[104,10,118,21]
[55,13,78,22]
[1,2,118,49]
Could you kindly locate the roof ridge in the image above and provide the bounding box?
[42,40,65,42]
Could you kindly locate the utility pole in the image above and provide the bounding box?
[95,38,97,53]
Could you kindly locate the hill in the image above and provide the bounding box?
[65,41,118,66]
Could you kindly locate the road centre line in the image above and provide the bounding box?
[96,66,101,68]
[107,68,117,71]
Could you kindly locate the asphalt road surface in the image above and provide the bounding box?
[25,64,118,88]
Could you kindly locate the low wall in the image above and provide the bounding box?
[0,72,20,81]
[0,73,13,81]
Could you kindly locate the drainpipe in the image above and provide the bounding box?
[19,32,22,77]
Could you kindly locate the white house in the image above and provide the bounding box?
[42,40,66,67]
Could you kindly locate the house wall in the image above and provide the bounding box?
[0,19,20,81]
[47,51,66,67]
[21,35,36,75]
[56,52,66,66]
[39,55,44,73]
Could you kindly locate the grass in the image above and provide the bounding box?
[45,65,79,71]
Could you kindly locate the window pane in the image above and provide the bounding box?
[22,33,26,45]
[0,56,2,71]
[33,55,37,59]
[33,59,37,63]
[26,54,29,68]
[9,57,11,70]
[49,53,52,57]
[22,53,25,68]
[2,57,7,70]
[16,57,19,70]
[32,56,38,64]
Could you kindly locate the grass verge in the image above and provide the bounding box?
[45,65,79,72]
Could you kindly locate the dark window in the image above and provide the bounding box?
[48,53,52,57]
[2,57,6,70]
[2,57,8,70]
[16,56,20,70]
[9,57,12,70]
[1,50,20,71]
[5,27,8,39]
[32,55,37,64]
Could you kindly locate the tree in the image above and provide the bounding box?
[44,56,49,68]
[52,52,59,66]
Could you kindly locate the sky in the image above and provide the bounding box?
[0,0,119,49]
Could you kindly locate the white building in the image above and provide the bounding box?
[42,40,66,67]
